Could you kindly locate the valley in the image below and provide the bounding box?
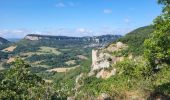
[0,34,121,73]
[1,23,170,99]
[0,0,169,99]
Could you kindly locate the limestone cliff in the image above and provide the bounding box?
[24,34,122,47]
[24,35,41,41]
[90,42,129,79]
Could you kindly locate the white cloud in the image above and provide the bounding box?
[0,27,133,38]
[124,18,131,24]
[55,2,76,8]
[55,2,66,8]
[12,30,24,33]
[0,29,31,38]
[103,9,112,14]
[76,28,92,33]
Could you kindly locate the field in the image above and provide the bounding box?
[38,46,61,55]
[2,45,17,52]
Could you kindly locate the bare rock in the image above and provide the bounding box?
[97,93,111,100]
[67,96,75,100]
[96,69,116,79]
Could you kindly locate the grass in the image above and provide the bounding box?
[20,46,61,57]
[76,57,168,99]
[38,46,61,55]
[2,45,17,52]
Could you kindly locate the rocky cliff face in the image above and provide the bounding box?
[91,42,127,70]
[90,42,128,79]
[91,49,111,70]
[24,34,122,47]
[25,35,41,41]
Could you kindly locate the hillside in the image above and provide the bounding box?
[0,0,170,99]
[25,34,122,47]
[0,37,9,45]
[115,26,154,55]
[0,34,121,72]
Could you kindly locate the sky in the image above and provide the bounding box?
[0,0,162,38]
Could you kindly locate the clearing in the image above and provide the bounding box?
[38,46,61,55]
[2,46,17,52]
[47,65,79,73]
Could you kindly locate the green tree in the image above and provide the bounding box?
[158,0,170,13]
[144,0,170,71]
[0,58,51,99]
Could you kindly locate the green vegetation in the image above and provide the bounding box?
[144,0,170,70]
[77,57,170,99]
[116,26,154,55]
[0,39,93,71]
[0,0,169,99]
[0,59,63,100]
[38,46,61,55]
[76,0,170,99]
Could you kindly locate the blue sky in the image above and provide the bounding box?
[0,0,162,38]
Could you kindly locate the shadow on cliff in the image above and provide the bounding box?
[147,83,170,100]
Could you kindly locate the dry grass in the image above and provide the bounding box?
[44,79,53,83]
[77,55,88,60]
[2,46,17,52]
[20,52,35,57]
[65,60,76,65]
[7,57,15,63]
[20,46,61,58]
[47,66,79,73]
[38,46,61,55]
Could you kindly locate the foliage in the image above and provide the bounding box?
[144,0,170,69]
[0,39,93,70]
[0,59,61,100]
[0,59,43,99]
[52,56,92,97]
[117,26,154,55]
[158,0,170,13]
[77,58,152,98]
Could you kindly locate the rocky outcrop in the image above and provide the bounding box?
[91,42,127,71]
[107,42,128,52]
[91,42,128,78]
[24,35,41,41]
[92,50,111,70]
[97,93,111,100]
[96,69,116,79]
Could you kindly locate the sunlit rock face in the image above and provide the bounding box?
[91,42,129,79]
[91,49,110,70]
[107,42,128,52]
[25,35,41,41]
[91,42,128,71]
[24,34,122,48]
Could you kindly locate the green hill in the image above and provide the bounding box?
[0,37,9,45]
[117,26,154,55]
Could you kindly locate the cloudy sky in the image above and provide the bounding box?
[0,0,162,38]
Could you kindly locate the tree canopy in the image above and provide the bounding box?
[144,0,170,70]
